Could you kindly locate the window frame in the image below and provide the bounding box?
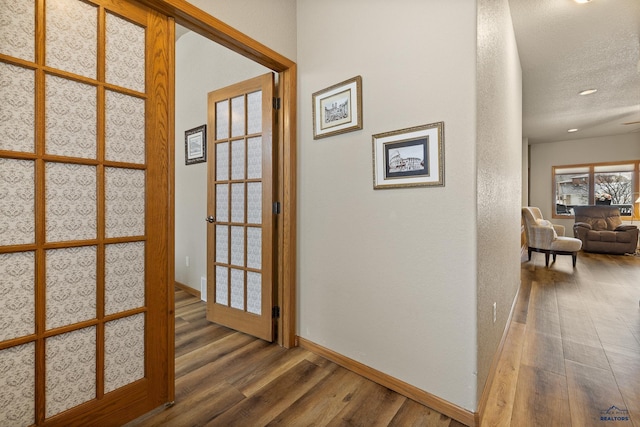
[552,160,640,220]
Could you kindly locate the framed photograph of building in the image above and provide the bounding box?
[312,76,362,139]
[185,125,206,165]
[372,122,444,189]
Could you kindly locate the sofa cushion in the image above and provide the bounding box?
[606,215,622,230]
[599,231,617,242]
[551,236,582,252]
[586,230,633,243]
[591,218,608,231]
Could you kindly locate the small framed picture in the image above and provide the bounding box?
[312,76,363,139]
[372,122,444,189]
[185,125,206,165]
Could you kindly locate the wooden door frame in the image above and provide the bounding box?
[140,0,297,349]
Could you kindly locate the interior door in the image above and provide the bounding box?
[206,73,275,342]
[0,0,172,425]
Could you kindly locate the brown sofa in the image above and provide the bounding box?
[573,206,639,254]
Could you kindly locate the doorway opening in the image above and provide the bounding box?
[170,11,297,349]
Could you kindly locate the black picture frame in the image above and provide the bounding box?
[384,137,429,179]
[185,125,207,165]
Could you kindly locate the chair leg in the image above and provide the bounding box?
[544,252,550,267]
[552,253,557,263]
[528,248,532,261]
[572,253,577,267]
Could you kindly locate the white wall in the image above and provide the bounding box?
[529,133,640,233]
[476,0,522,402]
[297,0,478,410]
[177,0,526,412]
[523,138,529,206]
[175,1,297,292]
[184,0,297,61]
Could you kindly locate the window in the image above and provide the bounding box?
[552,161,640,218]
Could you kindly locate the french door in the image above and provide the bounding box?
[206,73,276,342]
[0,0,172,425]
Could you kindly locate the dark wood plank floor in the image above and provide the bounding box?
[129,250,640,427]
[128,289,466,427]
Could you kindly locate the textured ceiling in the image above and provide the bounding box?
[509,0,640,144]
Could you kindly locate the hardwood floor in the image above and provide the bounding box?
[128,289,466,427]
[129,251,640,426]
[482,251,640,427]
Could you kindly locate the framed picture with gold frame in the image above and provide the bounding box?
[312,76,362,139]
[372,122,444,189]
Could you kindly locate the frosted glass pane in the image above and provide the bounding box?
[105,13,145,93]
[231,183,245,223]
[46,327,96,418]
[0,159,35,245]
[247,227,261,270]
[0,342,34,426]
[104,314,145,393]
[216,142,229,181]
[0,0,35,61]
[105,242,145,315]
[216,184,229,222]
[247,182,262,225]
[46,75,97,159]
[215,225,228,263]
[230,269,244,310]
[231,96,245,137]
[247,272,261,315]
[247,91,262,135]
[231,226,244,267]
[105,91,145,164]
[45,163,96,242]
[0,63,35,153]
[0,251,34,341]
[216,100,228,140]
[215,266,228,305]
[105,168,145,238]
[247,137,262,180]
[46,0,97,79]
[231,139,245,180]
[46,246,96,330]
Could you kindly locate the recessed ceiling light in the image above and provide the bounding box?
[579,89,597,95]
[568,128,579,133]
[574,0,592,3]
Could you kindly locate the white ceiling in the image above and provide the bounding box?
[508,0,640,144]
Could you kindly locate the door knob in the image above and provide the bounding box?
[206,215,215,223]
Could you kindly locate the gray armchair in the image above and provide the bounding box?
[573,206,638,255]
